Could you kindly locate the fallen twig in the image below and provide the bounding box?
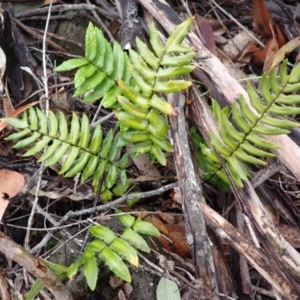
[0,231,73,299]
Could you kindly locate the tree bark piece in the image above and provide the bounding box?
[117,0,144,49]
[0,271,10,300]
[0,231,73,300]
[201,202,300,300]
[169,93,218,299]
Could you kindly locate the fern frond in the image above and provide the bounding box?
[55,19,196,165]
[55,23,128,108]
[4,107,130,200]
[65,212,159,289]
[201,60,300,187]
[116,18,195,164]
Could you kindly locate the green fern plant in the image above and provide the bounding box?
[4,19,196,195]
[55,19,195,165]
[200,60,300,187]
[4,107,130,200]
[25,212,159,298]
[2,18,194,299]
[68,211,160,290]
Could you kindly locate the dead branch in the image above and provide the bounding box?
[168,93,218,299]
[0,231,73,300]
[201,202,299,299]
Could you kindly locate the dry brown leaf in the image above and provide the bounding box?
[252,39,272,66]
[120,207,170,235]
[271,36,300,68]
[0,169,25,221]
[251,0,286,67]
[157,223,191,258]
[262,37,278,74]
[275,24,287,48]
[157,211,175,224]
[143,214,169,235]
[127,145,161,179]
[195,14,216,55]
[252,0,272,39]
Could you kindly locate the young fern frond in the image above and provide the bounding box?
[201,60,300,187]
[28,212,160,294]
[4,107,130,200]
[67,211,160,290]
[116,18,196,165]
[55,22,129,107]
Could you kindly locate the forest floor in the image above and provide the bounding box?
[0,0,300,299]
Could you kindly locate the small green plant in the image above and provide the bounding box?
[55,19,195,165]
[199,60,300,187]
[5,107,129,199]
[69,211,160,290]
[25,212,159,299]
[5,18,195,191]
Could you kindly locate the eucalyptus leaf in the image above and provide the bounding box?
[156,277,180,300]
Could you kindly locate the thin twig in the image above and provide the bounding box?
[30,182,177,254]
[85,0,115,42]
[24,165,44,250]
[15,4,118,19]
[24,0,53,251]
[210,0,264,47]
[14,18,67,53]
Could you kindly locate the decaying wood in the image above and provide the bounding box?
[116,0,144,49]
[168,93,218,299]
[229,206,253,297]
[0,271,10,300]
[201,202,300,299]
[0,232,73,300]
[207,229,236,298]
